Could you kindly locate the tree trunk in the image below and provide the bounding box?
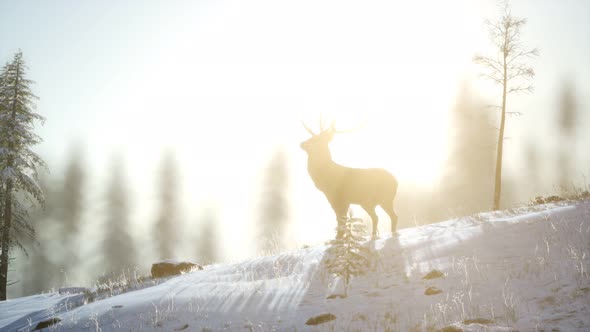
[493,54,508,211]
[0,184,13,301]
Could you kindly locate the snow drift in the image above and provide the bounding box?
[1,201,589,331]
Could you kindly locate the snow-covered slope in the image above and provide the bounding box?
[1,201,589,331]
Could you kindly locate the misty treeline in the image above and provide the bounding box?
[398,77,586,225]
[2,3,588,300]
[8,145,291,297]
[258,148,290,255]
[523,78,584,196]
[3,63,587,301]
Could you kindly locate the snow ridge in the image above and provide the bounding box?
[1,201,588,331]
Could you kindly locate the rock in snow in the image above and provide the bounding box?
[151,260,203,278]
[424,286,443,295]
[422,269,445,279]
[33,318,61,331]
[305,313,337,325]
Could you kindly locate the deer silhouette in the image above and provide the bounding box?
[301,118,398,239]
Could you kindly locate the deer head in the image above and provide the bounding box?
[300,117,359,156]
[300,117,335,156]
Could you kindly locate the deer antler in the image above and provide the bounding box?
[302,114,329,136]
[301,120,317,136]
[303,115,366,136]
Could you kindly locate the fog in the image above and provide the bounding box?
[9,78,589,298]
[2,0,588,298]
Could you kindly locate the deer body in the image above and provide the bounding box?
[301,121,398,238]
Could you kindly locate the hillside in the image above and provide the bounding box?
[1,201,589,331]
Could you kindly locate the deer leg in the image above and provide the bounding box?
[381,201,398,234]
[362,205,379,239]
[330,201,349,239]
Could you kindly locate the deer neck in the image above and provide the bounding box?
[307,149,341,191]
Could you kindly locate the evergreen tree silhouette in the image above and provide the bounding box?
[154,150,180,260]
[196,208,219,265]
[102,156,136,279]
[258,148,289,254]
[0,51,46,300]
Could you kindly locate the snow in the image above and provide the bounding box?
[0,293,87,331]
[1,201,589,331]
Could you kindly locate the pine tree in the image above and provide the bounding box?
[154,151,179,260]
[524,140,541,197]
[57,147,86,281]
[258,148,289,254]
[439,84,496,217]
[0,51,46,300]
[324,216,371,298]
[102,156,136,279]
[556,79,578,192]
[21,173,59,295]
[196,208,219,265]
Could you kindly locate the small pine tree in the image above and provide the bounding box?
[324,216,372,298]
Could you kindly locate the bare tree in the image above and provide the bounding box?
[474,1,538,210]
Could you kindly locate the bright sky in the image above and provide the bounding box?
[0,0,588,260]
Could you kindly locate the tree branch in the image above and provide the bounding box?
[474,55,503,76]
[507,65,535,80]
[508,84,534,94]
[479,73,503,84]
[508,48,539,64]
[7,280,20,286]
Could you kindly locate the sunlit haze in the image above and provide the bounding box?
[1,0,588,283]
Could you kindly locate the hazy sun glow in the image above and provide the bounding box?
[3,0,590,300]
[2,0,499,263]
[103,0,484,185]
[75,0,490,253]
